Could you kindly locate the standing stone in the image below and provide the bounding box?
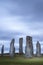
[1,45,4,56]
[19,38,23,54]
[36,41,41,56]
[10,38,15,57]
[25,36,33,57]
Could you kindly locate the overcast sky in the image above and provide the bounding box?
[0,0,43,53]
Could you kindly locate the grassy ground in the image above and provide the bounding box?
[0,55,43,65]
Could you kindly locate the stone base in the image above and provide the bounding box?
[25,54,32,58]
[36,54,41,57]
[25,46,32,58]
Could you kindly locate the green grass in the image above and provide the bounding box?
[0,55,43,65]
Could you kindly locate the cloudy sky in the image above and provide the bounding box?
[0,0,43,54]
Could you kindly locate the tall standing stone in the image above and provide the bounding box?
[36,41,41,56]
[25,36,33,57]
[1,45,4,56]
[10,38,15,57]
[19,38,23,54]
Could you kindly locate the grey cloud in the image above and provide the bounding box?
[0,31,23,40]
[1,0,43,21]
[7,0,43,21]
[33,35,43,42]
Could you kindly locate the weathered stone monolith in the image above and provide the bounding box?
[1,45,4,56]
[36,41,41,56]
[25,36,33,57]
[10,38,15,57]
[19,38,23,54]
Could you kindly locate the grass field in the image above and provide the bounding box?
[0,55,43,65]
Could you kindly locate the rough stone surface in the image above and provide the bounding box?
[36,41,41,56]
[19,38,23,54]
[1,45,4,56]
[25,36,33,57]
[10,39,15,57]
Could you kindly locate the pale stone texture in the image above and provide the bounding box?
[25,36,33,57]
[19,38,23,54]
[10,39,15,57]
[36,41,41,56]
